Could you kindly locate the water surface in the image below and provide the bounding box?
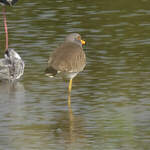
[0,0,150,149]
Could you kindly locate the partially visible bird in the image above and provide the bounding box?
[0,48,24,81]
[0,0,18,51]
[45,33,86,106]
[0,0,18,6]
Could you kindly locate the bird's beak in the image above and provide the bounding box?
[81,40,86,45]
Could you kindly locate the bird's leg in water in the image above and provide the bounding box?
[2,7,8,51]
[68,79,73,107]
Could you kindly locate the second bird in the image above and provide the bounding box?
[45,33,86,105]
[0,0,18,6]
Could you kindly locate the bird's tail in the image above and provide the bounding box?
[45,66,57,78]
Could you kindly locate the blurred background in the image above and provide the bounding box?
[0,0,150,149]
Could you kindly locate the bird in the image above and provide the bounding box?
[0,48,24,81]
[0,0,18,6]
[45,33,86,106]
[0,0,18,51]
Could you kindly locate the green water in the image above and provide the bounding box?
[0,0,150,149]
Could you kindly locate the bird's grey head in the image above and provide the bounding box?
[64,33,85,47]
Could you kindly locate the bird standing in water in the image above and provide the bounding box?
[45,33,86,106]
[0,0,18,50]
[0,1,24,81]
[0,48,24,81]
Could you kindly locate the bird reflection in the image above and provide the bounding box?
[0,80,25,100]
[68,91,72,108]
[67,96,75,144]
[8,98,86,149]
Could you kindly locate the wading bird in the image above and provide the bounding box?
[45,33,86,106]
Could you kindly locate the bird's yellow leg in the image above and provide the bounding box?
[68,79,72,93]
[68,94,71,109]
[68,79,73,107]
[68,79,75,142]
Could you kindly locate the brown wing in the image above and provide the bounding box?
[48,42,86,72]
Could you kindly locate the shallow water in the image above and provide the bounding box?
[0,0,150,149]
